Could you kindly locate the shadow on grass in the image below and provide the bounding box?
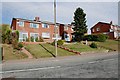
[39,44,56,57]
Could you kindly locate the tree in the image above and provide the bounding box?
[72,7,87,42]
[1,24,10,43]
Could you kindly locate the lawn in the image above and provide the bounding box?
[3,44,28,60]
[24,44,53,58]
[25,43,74,58]
[62,43,106,53]
[41,43,74,56]
[96,40,119,51]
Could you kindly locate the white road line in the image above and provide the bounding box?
[0,66,61,74]
[88,58,115,64]
[103,59,115,62]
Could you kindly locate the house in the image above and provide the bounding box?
[11,17,74,42]
[91,21,120,39]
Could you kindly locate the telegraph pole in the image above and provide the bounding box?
[54,0,57,57]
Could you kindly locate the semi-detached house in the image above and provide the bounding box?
[11,17,74,42]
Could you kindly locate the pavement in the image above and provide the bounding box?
[0,51,118,78]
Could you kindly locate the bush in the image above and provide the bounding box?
[90,43,97,48]
[83,34,108,42]
[97,34,108,42]
[51,40,64,46]
[17,42,24,50]
[31,36,34,42]
[83,35,98,41]
[35,37,39,42]
[26,37,30,42]
[57,40,64,45]
[39,36,44,42]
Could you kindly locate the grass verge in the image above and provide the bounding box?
[24,43,74,58]
[96,40,118,51]
[62,43,106,53]
[3,44,28,60]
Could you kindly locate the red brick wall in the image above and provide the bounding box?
[91,22,111,34]
[91,22,115,39]
[11,19,55,42]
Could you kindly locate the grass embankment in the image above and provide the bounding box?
[25,43,74,58]
[62,43,106,53]
[3,44,27,60]
[96,40,118,51]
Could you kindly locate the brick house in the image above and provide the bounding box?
[11,17,74,42]
[91,21,120,39]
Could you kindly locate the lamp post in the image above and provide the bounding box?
[54,0,57,57]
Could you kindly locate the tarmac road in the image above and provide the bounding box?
[1,51,118,78]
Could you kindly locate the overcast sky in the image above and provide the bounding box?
[1,0,119,34]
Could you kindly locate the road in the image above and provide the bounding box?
[1,51,118,78]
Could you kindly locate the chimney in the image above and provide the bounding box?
[34,17,40,21]
[110,21,112,25]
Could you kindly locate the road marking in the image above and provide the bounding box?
[0,66,61,74]
[103,59,115,62]
[88,59,115,64]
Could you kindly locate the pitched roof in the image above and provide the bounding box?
[13,18,73,27]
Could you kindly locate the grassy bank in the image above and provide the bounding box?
[3,44,27,60]
[62,43,106,53]
[96,40,118,51]
[25,43,74,58]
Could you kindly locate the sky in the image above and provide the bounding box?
[1,0,119,34]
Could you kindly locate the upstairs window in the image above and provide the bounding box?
[96,28,100,31]
[42,23,49,28]
[64,26,68,30]
[30,23,39,28]
[92,29,95,32]
[18,21,24,27]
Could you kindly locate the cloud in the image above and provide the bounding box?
[1,0,120,2]
[2,2,118,34]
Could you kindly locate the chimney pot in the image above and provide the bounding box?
[35,17,40,21]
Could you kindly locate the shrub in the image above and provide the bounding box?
[83,35,98,41]
[90,43,97,48]
[97,34,108,42]
[39,36,44,42]
[35,37,39,42]
[17,42,24,50]
[83,34,108,42]
[57,40,64,45]
[31,36,34,42]
[26,37,30,42]
[51,40,64,46]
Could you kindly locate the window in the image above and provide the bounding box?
[18,21,24,27]
[71,27,74,31]
[42,32,50,38]
[64,26,68,30]
[92,29,95,32]
[96,28,100,31]
[30,33,39,42]
[30,23,39,28]
[19,32,28,42]
[42,23,49,28]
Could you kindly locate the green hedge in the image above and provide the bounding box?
[83,34,108,42]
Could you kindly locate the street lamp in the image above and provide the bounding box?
[54,0,57,57]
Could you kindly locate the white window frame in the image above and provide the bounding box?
[30,33,39,42]
[42,32,50,38]
[92,29,95,32]
[96,28,100,31]
[42,23,49,28]
[30,23,39,28]
[64,26,68,30]
[18,21,24,27]
[19,32,28,42]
